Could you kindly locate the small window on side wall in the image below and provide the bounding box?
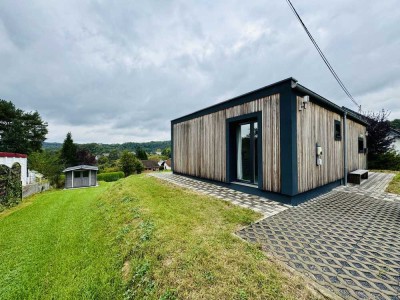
[334,120,341,141]
[358,137,364,153]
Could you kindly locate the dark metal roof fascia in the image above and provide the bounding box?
[171,77,296,124]
[293,83,368,126]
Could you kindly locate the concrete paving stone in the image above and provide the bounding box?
[237,190,400,299]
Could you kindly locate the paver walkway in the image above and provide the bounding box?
[238,172,400,300]
[336,172,400,202]
[150,173,289,218]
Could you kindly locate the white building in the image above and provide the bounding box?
[0,152,29,186]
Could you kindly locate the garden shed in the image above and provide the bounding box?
[63,165,98,189]
[171,78,368,205]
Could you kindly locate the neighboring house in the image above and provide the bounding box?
[141,160,159,171]
[171,78,368,205]
[158,159,171,170]
[0,152,28,186]
[63,165,98,189]
[389,128,400,153]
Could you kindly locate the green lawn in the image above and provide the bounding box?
[386,172,400,194]
[371,170,400,195]
[0,176,316,300]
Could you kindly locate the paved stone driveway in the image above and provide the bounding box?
[150,173,289,218]
[237,190,400,299]
[336,172,400,203]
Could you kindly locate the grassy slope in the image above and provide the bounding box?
[0,184,124,299]
[97,176,314,300]
[0,176,316,300]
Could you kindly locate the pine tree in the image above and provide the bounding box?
[60,132,77,167]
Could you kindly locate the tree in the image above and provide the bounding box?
[60,132,77,167]
[161,147,171,158]
[0,100,48,154]
[364,109,395,155]
[98,155,109,166]
[76,148,96,165]
[28,150,64,186]
[120,151,135,176]
[119,151,144,176]
[135,147,148,160]
[108,150,120,161]
[134,159,144,174]
[391,119,400,130]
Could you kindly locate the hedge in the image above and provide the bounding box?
[97,172,125,182]
[0,163,22,209]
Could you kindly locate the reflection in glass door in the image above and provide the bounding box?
[236,121,258,184]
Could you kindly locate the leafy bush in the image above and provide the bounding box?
[368,151,400,171]
[119,151,144,176]
[56,174,66,189]
[100,166,121,173]
[97,172,125,182]
[28,150,64,187]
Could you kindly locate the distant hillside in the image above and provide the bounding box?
[43,141,171,155]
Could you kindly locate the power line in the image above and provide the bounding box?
[285,0,361,111]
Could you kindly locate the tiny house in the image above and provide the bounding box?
[63,165,98,189]
[171,78,368,205]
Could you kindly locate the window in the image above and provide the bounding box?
[358,137,364,153]
[82,171,89,177]
[334,120,341,141]
[74,171,81,178]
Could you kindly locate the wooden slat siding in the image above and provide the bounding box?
[172,94,281,192]
[346,119,367,172]
[263,94,280,192]
[297,97,344,193]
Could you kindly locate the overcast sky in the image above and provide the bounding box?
[0,0,399,143]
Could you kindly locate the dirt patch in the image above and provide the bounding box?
[122,260,131,282]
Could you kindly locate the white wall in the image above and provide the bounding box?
[0,156,28,186]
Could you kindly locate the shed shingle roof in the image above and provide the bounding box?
[63,165,98,172]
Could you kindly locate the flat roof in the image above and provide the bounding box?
[171,77,367,126]
[63,165,98,172]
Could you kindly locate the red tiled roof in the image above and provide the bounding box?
[0,152,28,158]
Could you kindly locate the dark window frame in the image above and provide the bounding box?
[334,120,341,141]
[358,137,364,153]
[226,112,263,190]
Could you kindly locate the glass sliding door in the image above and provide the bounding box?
[254,122,258,183]
[236,121,258,185]
[237,123,251,181]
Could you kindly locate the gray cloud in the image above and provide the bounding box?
[0,0,399,143]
